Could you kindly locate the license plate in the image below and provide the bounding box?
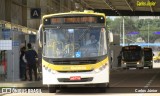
[70,76,81,80]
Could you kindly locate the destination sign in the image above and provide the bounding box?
[43,16,105,25]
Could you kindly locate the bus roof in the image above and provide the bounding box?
[143,47,152,51]
[122,45,141,48]
[42,10,106,19]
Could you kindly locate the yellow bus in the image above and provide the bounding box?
[37,10,112,93]
[153,52,160,63]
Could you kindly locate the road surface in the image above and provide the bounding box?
[1,66,160,96]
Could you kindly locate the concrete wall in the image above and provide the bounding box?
[0,0,5,20]
[110,34,121,68]
[0,0,84,29]
[27,0,40,29]
[11,3,22,24]
[110,45,122,68]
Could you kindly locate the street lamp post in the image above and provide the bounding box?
[148,22,149,47]
[123,17,125,46]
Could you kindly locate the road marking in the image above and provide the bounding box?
[144,71,159,88]
[136,70,160,96]
[111,74,138,87]
[111,77,129,87]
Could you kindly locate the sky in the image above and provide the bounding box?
[108,16,122,20]
[108,16,116,20]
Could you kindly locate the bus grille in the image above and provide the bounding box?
[126,62,137,64]
[58,77,93,82]
[52,60,97,65]
[57,70,93,73]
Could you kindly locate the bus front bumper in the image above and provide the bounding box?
[121,62,143,68]
[144,61,153,67]
[42,66,109,85]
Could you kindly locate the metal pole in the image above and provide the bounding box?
[148,22,149,47]
[120,21,121,43]
[123,17,125,46]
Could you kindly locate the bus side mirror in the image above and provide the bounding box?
[37,24,43,47]
[108,32,113,43]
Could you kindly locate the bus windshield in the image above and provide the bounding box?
[43,27,107,58]
[122,51,142,61]
[144,51,152,60]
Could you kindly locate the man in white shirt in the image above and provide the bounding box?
[86,34,97,45]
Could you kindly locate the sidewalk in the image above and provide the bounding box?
[0,80,47,95]
[0,81,46,91]
[0,80,44,88]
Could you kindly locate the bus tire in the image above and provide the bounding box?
[123,68,128,70]
[140,67,143,69]
[96,83,108,93]
[149,66,153,69]
[100,87,106,93]
[48,85,56,93]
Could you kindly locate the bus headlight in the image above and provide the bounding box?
[137,61,141,64]
[48,68,58,74]
[48,68,51,72]
[51,70,58,74]
[94,63,107,73]
[94,68,100,73]
[121,61,126,65]
[43,65,48,70]
[43,65,58,74]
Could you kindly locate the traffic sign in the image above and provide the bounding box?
[2,29,11,39]
[12,41,20,46]
[0,40,12,50]
[30,8,41,19]
[75,52,81,58]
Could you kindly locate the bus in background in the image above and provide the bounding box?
[121,45,144,69]
[37,10,113,93]
[143,47,153,69]
[153,52,160,63]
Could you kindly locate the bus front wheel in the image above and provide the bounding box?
[149,66,153,69]
[140,67,144,69]
[96,83,109,93]
[48,85,56,93]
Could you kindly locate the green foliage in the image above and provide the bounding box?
[107,17,160,43]
[106,17,113,31]
[107,17,138,34]
[137,19,160,43]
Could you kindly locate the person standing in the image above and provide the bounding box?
[19,47,27,81]
[25,43,38,81]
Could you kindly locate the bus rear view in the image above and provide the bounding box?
[121,45,144,69]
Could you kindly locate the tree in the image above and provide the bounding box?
[107,17,160,43]
[107,17,138,34]
[137,19,160,43]
[107,17,139,43]
[106,17,113,31]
